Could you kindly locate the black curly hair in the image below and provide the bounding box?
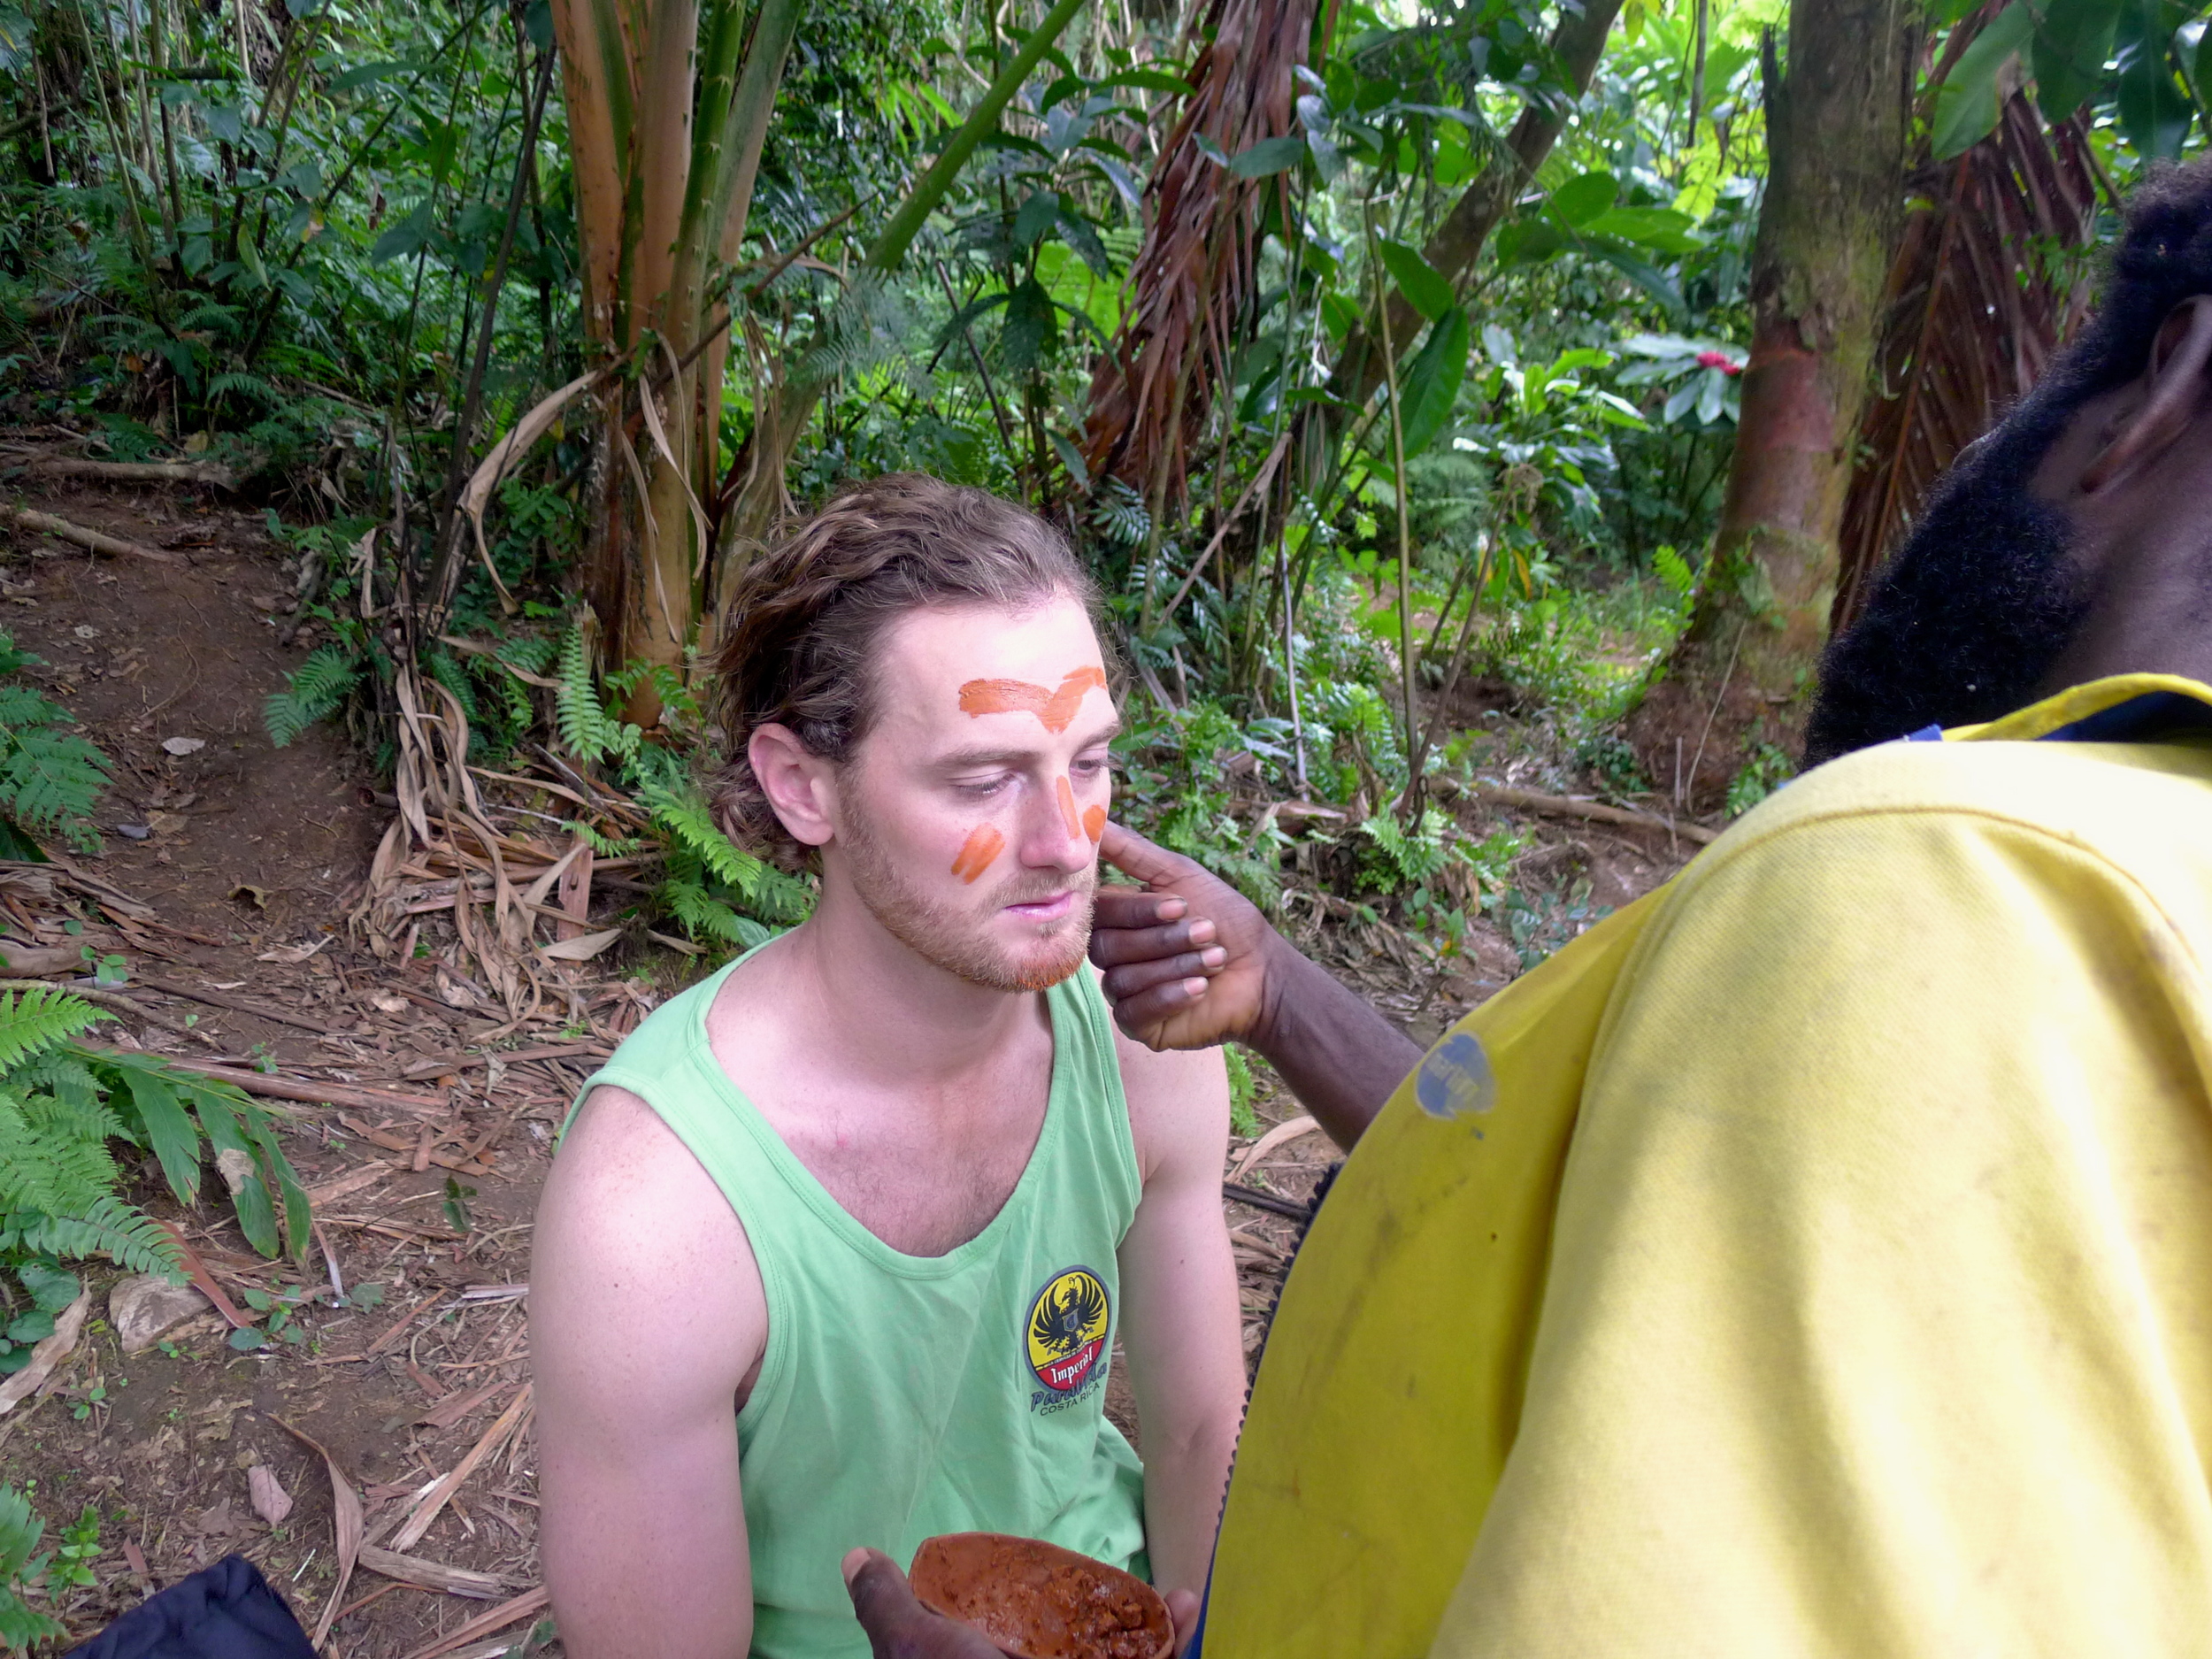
[1805,157,2212,764]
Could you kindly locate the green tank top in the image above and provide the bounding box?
[572,949,1148,1659]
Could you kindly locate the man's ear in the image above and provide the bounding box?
[2082,295,2212,492]
[749,723,837,849]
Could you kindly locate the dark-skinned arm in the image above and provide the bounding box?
[1088,822,1425,1150]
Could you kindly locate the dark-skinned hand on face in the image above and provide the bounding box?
[1090,821,1425,1151]
[841,1548,1202,1657]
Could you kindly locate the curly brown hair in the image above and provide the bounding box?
[710,474,1099,869]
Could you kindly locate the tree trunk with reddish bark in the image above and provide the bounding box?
[1631,0,1924,810]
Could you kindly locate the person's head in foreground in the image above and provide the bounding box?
[1809,155,2212,759]
[532,474,1240,1659]
[845,160,2212,1659]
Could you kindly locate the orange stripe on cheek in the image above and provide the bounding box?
[1081,805,1106,842]
[1055,775,1082,839]
[950,825,1005,885]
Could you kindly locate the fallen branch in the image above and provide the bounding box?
[1442,779,1719,846]
[357,1544,515,1600]
[20,457,238,490]
[134,972,340,1034]
[150,1057,448,1115]
[0,504,180,564]
[1223,1181,1313,1221]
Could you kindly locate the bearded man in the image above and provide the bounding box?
[532,476,1243,1658]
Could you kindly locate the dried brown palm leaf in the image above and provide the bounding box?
[1833,88,2101,632]
[1080,0,1318,508]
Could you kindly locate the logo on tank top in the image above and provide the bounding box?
[1025,1266,1110,1403]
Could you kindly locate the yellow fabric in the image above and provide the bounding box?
[1205,673,2212,1658]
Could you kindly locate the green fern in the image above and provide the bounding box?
[0,987,101,1074]
[0,983,311,1376]
[0,1484,62,1653]
[206,369,280,406]
[426,646,480,722]
[0,638,109,854]
[265,644,365,748]
[555,626,640,767]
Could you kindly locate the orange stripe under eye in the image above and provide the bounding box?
[950,825,1004,884]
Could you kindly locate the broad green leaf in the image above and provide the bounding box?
[1580,206,1700,254]
[1396,306,1472,459]
[1378,238,1453,321]
[249,1110,312,1259]
[1013,189,1060,248]
[1932,1,2036,158]
[1548,170,1617,227]
[16,1263,78,1313]
[1494,219,1564,265]
[2032,0,2122,119]
[195,1094,278,1257]
[1227,134,1307,178]
[1000,277,1058,372]
[116,1065,200,1204]
[1697,365,1729,425]
[2116,0,2193,159]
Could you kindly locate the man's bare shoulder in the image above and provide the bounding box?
[534,1086,764,1389]
[1107,1007,1229,1184]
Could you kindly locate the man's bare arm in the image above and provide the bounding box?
[534,1087,764,1659]
[1115,1033,1245,1611]
[1090,823,1423,1148]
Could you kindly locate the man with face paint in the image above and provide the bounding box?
[531,477,1243,1658]
[845,161,2212,1656]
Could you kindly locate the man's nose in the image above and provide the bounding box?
[1018,775,1094,871]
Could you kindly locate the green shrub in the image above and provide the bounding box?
[0,635,108,857]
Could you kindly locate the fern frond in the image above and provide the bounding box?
[555,626,614,766]
[638,781,759,891]
[2,1196,180,1276]
[426,647,479,721]
[661,879,772,949]
[265,645,364,748]
[207,370,279,405]
[0,989,103,1073]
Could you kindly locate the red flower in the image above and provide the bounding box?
[1694,349,1743,376]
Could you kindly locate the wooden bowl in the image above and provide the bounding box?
[909,1532,1174,1659]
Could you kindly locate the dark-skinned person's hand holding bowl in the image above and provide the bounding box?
[842,1544,1198,1659]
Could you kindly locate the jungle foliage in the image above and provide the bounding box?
[0,0,2207,960]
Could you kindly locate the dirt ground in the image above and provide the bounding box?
[0,477,1692,1658]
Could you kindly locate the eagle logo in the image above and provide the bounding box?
[1025,1267,1110,1394]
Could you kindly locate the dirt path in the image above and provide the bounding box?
[0,480,1690,1658]
[0,480,571,1659]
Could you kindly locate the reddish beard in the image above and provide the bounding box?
[839,809,1096,993]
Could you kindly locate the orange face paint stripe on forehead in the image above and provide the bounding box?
[950,825,1004,885]
[1081,804,1107,842]
[957,664,1109,733]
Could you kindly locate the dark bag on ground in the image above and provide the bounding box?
[64,1554,317,1659]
